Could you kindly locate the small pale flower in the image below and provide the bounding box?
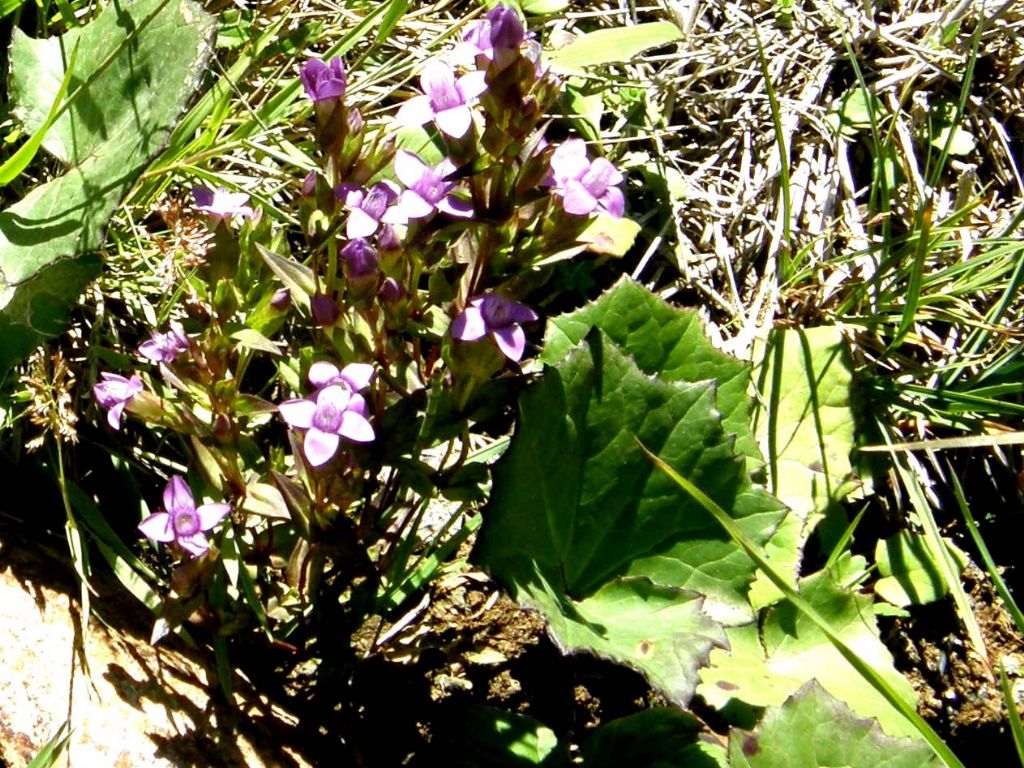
[279,385,375,467]
[396,59,487,139]
[307,360,375,392]
[93,373,143,430]
[548,139,625,218]
[383,151,473,224]
[139,321,189,364]
[193,186,254,221]
[301,57,346,103]
[334,181,400,238]
[138,476,230,558]
[452,294,538,362]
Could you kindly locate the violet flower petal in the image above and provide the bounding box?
[339,411,375,443]
[279,398,316,429]
[304,429,340,467]
[138,512,175,543]
[163,476,195,517]
[308,361,341,388]
[177,532,210,557]
[434,106,473,138]
[452,305,488,341]
[339,363,374,391]
[196,503,231,531]
[492,324,527,362]
[396,95,435,128]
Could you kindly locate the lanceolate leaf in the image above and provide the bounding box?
[0,0,215,374]
[476,300,784,704]
[729,681,941,767]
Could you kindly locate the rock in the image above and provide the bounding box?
[0,526,311,767]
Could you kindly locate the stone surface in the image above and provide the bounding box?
[0,525,311,767]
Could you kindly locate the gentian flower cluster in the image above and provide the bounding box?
[279,362,376,467]
[138,476,230,558]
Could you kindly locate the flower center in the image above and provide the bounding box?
[313,401,343,433]
[173,510,200,536]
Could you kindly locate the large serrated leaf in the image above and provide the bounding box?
[699,567,918,738]
[748,327,860,607]
[476,318,784,704]
[0,0,215,374]
[729,681,940,767]
[542,277,759,462]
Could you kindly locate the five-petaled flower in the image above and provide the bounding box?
[334,181,400,238]
[193,186,254,221]
[548,139,625,218]
[139,321,189,364]
[279,362,376,467]
[301,57,347,103]
[452,294,538,362]
[138,476,230,558]
[396,59,487,139]
[93,373,144,430]
[383,151,473,224]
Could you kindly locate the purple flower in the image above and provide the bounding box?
[138,476,230,558]
[334,181,400,238]
[340,238,379,278]
[301,57,347,103]
[452,294,538,362]
[459,5,526,71]
[139,321,189,364]
[396,59,487,139]
[193,186,254,221]
[279,384,375,467]
[378,277,404,303]
[548,139,625,218]
[270,287,292,311]
[93,373,143,430]
[382,151,473,224]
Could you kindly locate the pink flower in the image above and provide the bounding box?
[93,373,143,430]
[382,151,473,224]
[396,60,487,139]
[452,294,538,362]
[334,181,400,238]
[193,186,254,221]
[548,139,625,218]
[138,476,230,558]
[139,321,189,364]
[278,362,376,467]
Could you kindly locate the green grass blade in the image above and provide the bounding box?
[999,659,1024,765]
[0,40,79,185]
[27,720,71,768]
[948,470,1024,637]
[639,439,966,768]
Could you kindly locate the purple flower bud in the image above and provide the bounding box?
[340,238,379,278]
[301,57,347,103]
[93,372,144,430]
[458,5,527,72]
[193,186,254,221]
[139,321,189,364]
[311,293,340,327]
[138,476,230,558]
[302,171,318,197]
[347,108,365,134]
[271,288,291,311]
[377,224,401,253]
[548,139,625,219]
[452,294,538,362]
[378,277,404,303]
[396,60,488,139]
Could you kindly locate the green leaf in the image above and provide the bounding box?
[729,681,941,767]
[476,315,783,703]
[27,720,72,768]
[698,567,919,738]
[749,327,860,607]
[549,22,682,73]
[0,0,215,375]
[580,707,725,768]
[874,532,950,607]
[542,277,759,463]
[450,706,566,767]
